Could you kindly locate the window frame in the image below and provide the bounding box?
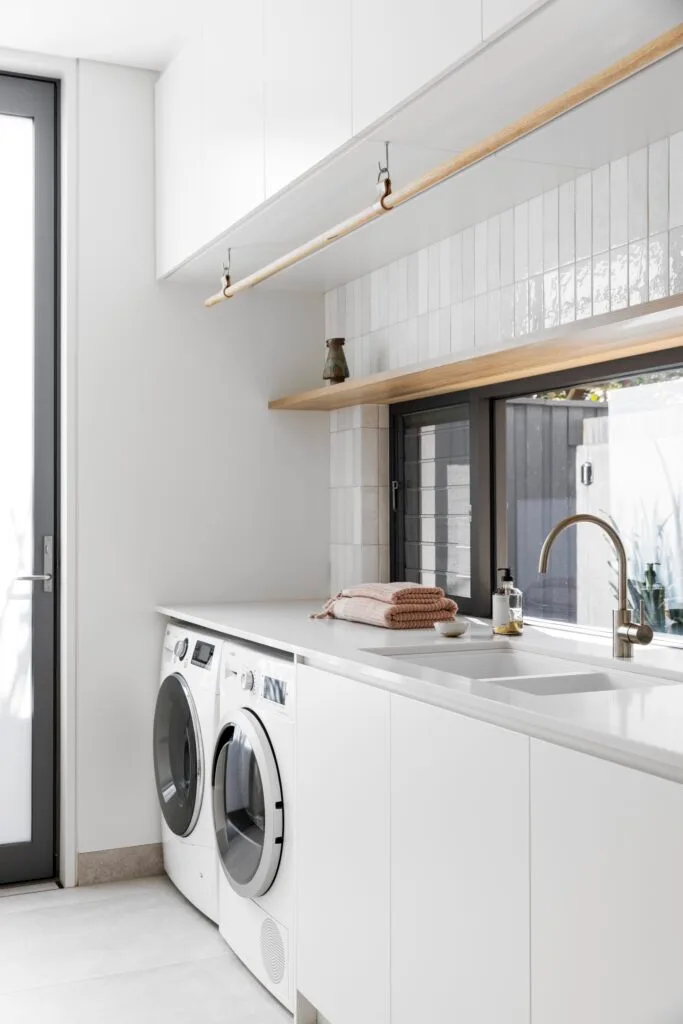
[390,346,683,622]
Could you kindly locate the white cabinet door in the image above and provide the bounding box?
[201,0,265,242]
[296,666,390,1024]
[264,0,352,197]
[390,696,530,1024]
[352,0,482,133]
[155,34,205,276]
[531,740,683,1024]
[483,0,539,38]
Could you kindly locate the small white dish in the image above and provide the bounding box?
[434,619,470,638]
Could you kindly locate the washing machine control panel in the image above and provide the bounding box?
[191,640,215,668]
[261,673,287,706]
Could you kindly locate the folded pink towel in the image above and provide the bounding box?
[324,582,447,605]
[312,594,458,629]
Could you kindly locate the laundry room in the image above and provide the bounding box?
[2,3,683,1023]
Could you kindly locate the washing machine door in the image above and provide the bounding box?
[212,709,283,899]
[153,673,203,838]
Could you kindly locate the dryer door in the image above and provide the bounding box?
[212,709,283,899]
[153,673,203,838]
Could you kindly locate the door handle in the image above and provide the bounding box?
[15,537,53,593]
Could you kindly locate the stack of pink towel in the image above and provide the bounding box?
[312,582,458,630]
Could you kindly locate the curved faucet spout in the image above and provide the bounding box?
[537,512,627,611]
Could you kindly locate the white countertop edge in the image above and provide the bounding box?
[156,601,683,785]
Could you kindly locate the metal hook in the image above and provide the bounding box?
[377,141,392,209]
[221,248,232,297]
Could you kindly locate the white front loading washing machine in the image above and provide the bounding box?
[212,642,296,1011]
[153,623,222,922]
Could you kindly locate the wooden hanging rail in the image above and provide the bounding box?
[205,23,683,309]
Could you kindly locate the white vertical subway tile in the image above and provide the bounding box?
[628,239,648,306]
[428,242,440,311]
[559,266,575,324]
[559,180,575,267]
[610,245,628,310]
[514,202,529,281]
[396,257,408,322]
[575,172,592,260]
[439,238,451,308]
[324,290,335,336]
[360,545,379,583]
[353,487,379,545]
[450,233,463,303]
[338,408,353,432]
[649,232,669,300]
[575,257,592,320]
[336,286,346,336]
[543,188,559,271]
[487,215,501,291]
[610,157,628,249]
[649,137,669,236]
[500,209,514,286]
[370,269,381,330]
[488,288,501,344]
[474,221,488,295]
[378,545,390,583]
[387,260,399,326]
[379,265,389,327]
[438,306,451,355]
[395,320,408,367]
[514,280,529,336]
[592,253,610,315]
[450,302,463,351]
[344,337,356,377]
[360,275,371,333]
[461,298,475,349]
[670,226,683,295]
[352,278,363,337]
[417,312,430,361]
[375,328,389,371]
[592,164,610,253]
[543,270,559,328]
[354,405,378,429]
[528,275,543,334]
[330,410,339,433]
[474,294,488,347]
[529,195,543,276]
[462,227,475,299]
[344,281,354,339]
[417,247,429,314]
[356,334,368,375]
[670,131,683,228]
[407,252,419,318]
[628,147,648,242]
[405,316,419,364]
[500,285,515,340]
[387,323,399,370]
[378,486,389,546]
[378,405,389,429]
[428,310,440,357]
[355,428,379,486]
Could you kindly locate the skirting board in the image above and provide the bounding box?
[77,843,164,886]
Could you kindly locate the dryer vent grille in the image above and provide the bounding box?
[260,917,286,985]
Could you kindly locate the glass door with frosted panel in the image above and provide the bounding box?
[0,75,57,884]
[391,399,491,616]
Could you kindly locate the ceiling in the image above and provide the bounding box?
[0,0,196,69]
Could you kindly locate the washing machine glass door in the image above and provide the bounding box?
[153,674,203,837]
[213,708,283,899]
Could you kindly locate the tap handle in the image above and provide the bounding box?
[639,598,646,626]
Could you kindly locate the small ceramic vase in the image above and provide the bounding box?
[323,338,349,385]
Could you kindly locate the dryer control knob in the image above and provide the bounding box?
[240,669,255,692]
[174,638,189,661]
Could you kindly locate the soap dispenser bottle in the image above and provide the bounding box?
[492,567,524,636]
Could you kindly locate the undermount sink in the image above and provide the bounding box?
[368,643,670,697]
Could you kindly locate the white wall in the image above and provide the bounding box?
[76,60,329,853]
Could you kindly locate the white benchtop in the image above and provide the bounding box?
[157,600,683,783]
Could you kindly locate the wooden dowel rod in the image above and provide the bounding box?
[205,23,683,308]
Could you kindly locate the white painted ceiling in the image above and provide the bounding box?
[0,0,196,69]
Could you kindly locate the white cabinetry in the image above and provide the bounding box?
[351,0,482,133]
[391,695,530,1024]
[202,0,265,244]
[296,666,390,1024]
[155,34,205,276]
[531,740,683,1024]
[264,0,352,197]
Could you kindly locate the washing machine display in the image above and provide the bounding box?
[153,673,202,837]
[212,709,283,899]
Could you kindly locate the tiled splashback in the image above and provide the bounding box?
[326,130,683,592]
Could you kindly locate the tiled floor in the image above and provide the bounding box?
[0,876,291,1022]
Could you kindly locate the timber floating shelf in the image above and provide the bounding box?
[269,304,683,411]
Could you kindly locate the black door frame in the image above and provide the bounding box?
[0,72,58,884]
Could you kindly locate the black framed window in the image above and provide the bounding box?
[390,348,683,634]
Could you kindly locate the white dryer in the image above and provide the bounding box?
[212,642,296,1011]
[153,623,221,923]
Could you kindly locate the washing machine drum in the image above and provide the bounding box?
[212,708,284,899]
[153,673,203,838]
